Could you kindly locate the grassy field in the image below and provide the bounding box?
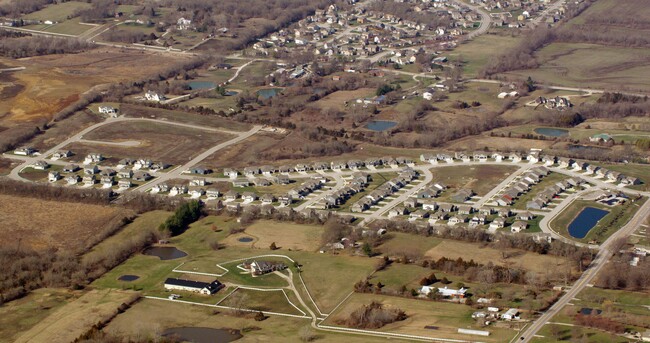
[425,240,574,275]
[506,43,650,93]
[43,18,95,35]
[431,164,519,199]
[0,288,79,343]
[0,194,126,251]
[23,2,92,22]
[27,110,102,151]
[14,289,139,343]
[323,293,518,342]
[311,88,376,111]
[71,120,235,165]
[551,198,647,244]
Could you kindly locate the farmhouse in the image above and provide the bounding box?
[145,90,165,102]
[244,261,288,275]
[164,278,222,295]
[420,285,467,299]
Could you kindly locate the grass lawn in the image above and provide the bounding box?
[228,220,324,252]
[323,293,518,343]
[121,103,251,131]
[42,18,94,35]
[532,322,629,343]
[551,198,647,244]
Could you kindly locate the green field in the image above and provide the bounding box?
[23,2,92,22]
[42,18,94,35]
[221,288,304,315]
[511,172,570,210]
[600,163,650,191]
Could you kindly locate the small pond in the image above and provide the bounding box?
[118,275,139,282]
[579,308,602,315]
[534,127,569,137]
[567,207,609,239]
[366,120,397,131]
[238,237,254,243]
[188,81,216,90]
[162,327,242,343]
[143,246,188,260]
[256,88,282,99]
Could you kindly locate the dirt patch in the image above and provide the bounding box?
[425,240,573,274]
[0,194,125,251]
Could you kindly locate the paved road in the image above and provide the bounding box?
[296,173,345,211]
[529,0,568,27]
[519,197,650,342]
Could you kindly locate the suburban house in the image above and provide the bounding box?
[448,215,467,226]
[83,175,96,186]
[31,160,49,170]
[206,189,220,199]
[224,168,239,178]
[118,169,133,179]
[242,192,258,202]
[261,194,275,205]
[190,178,207,187]
[48,171,61,182]
[438,203,456,212]
[232,180,250,188]
[511,221,528,233]
[118,179,132,189]
[163,278,222,295]
[52,150,72,159]
[83,153,103,164]
[224,190,239,201]
[253,178,271,187]
[518,211,534,220]
[243,261,288,276]
[14,146,35,156]
[190,167,212,175]
[451,189,474,203]
[278,194,293,206]
[589,133,613,143]
[152,184,169,193]
[65,175,81,185]
[84,165,99,175]
[101,176,114,188]
[133,171,152,182]
[490,217,505,229]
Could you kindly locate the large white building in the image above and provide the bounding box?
[163,278,222,295]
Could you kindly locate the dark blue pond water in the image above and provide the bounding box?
[257,88,282,99]
[144,246,187,260]
[568,207,609,239]
[534,127,569,137]
[188,81,216,90]
[366,120,397,131]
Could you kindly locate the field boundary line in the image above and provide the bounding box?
[297,271,328,317]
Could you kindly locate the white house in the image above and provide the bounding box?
[48,171,61,182]
[501,308,520,320]
[14,147,35,156]
[98,106,117,116]
[164,278,222,295]
[420,286,467,299]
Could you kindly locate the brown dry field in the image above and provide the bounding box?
[446,135,556,151]
[0,48,188,125]
[425,240,574,274]
[0,157,16,175]
[0,194,126,251]
[222,221,324,251]
[14,289,139,343]
[121,103,252,131]
[28,110,102,151]
[68,120,235,165]
[432,164,518,196]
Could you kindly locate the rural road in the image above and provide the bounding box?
[519,197,650,342]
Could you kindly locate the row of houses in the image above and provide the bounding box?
[496,166,551,206]
[551,157,640,186]
[313,173,371,209]
[526,177,586,210]
[351,168,419,212]
[222,157,416,178]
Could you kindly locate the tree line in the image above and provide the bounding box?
[0,33,95,58]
